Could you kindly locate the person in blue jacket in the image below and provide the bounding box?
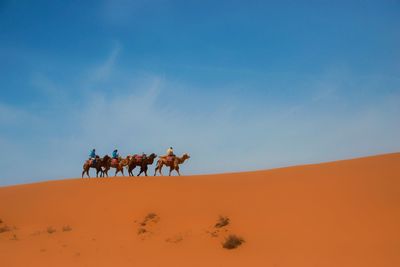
[89,149,96,159]
[112,149,119,159]
[89,148,96,165]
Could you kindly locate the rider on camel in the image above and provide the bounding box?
[89,148,97,165]
[112,149,119,161]
[89,149,96,159]
[160,147,175,161]
[167,147,175,156]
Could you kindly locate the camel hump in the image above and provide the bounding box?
[167,156,175,162]
[135,154,143,161]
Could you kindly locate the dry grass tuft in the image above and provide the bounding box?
[139,212,159,226]
[222,235,245,249]
[215,216,230,228]
[62,225,72,232]
[137,228,147,235]
[136,212,160,238]
[0,225,11,233]
[144,213,158,221]
[47,227,56,234]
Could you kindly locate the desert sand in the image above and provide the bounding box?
[0,153,399,267]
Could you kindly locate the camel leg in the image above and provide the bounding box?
[139,165,147,177]
[176,166,181,176]
[82,166,90,178]
[121,168,125,176]
[154,162,161,176]
[87,169,90,178]
[133,166,137,175]
[137,165,143,176]
[169,167,173,176]
[154,166,158,176]
[159,164,164,176]
[137,166,143,176]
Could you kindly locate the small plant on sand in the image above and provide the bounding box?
[222,235,245,249]
[137,228,147,235]
[47,227,56,234]
[136,212,160,239]
[0,225,11,233]
[62,225,72,232]
[144,213,158,221]
[215,216,230,228]
[140,212,159,226]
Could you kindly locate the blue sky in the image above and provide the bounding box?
[1,0,399,185]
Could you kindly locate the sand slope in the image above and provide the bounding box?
[1,153,400,267]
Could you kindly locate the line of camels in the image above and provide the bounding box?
[82,153,190,178]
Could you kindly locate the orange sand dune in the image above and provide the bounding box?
[1,153,400,267]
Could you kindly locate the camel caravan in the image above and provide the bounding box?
[82,147,190,178]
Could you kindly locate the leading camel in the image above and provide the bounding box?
[154,153,190,176]
[128,153,157,176]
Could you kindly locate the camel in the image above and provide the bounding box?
[82,156,103,178]
[128,153,157,176]
[102,155,130,177]
[154,153,190,176]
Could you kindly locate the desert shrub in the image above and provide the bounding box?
[144,213,157,221]
[0,225,11,233]
[140,213,159,226]
[136,212,159,236]
[222,235,245,249]
[47,227,56,234]
[215,216,230,228]
[62,225,72,232]
[137,228,147,235]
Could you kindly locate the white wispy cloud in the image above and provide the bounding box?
[85,41,122,86]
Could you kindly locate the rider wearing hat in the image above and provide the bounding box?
[167,147,175,156]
